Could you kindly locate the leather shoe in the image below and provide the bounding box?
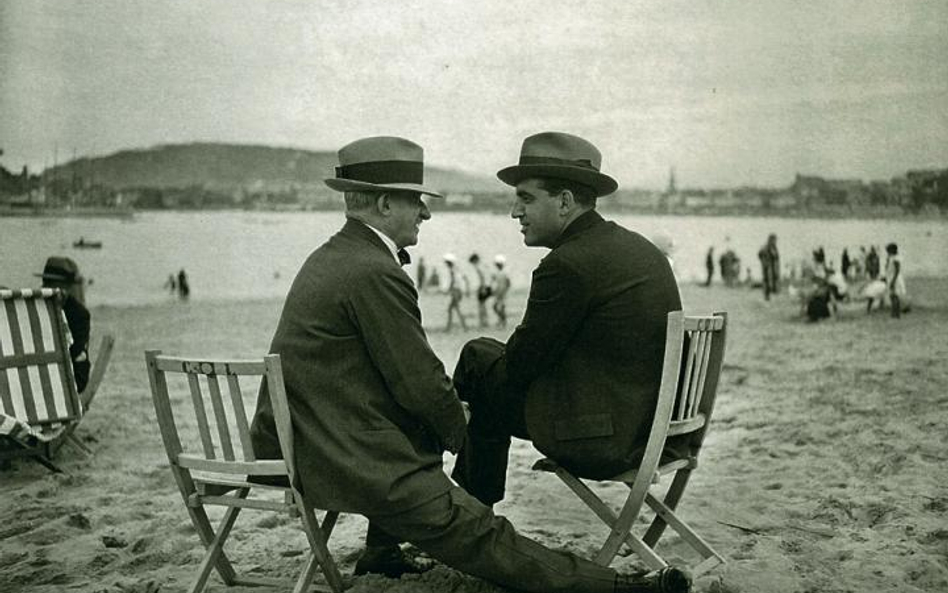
[353,545,432,579]
[615,566,692,593]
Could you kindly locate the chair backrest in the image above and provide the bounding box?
[145,351,297,480]
[0,288,82,425]
[641,311,728,468]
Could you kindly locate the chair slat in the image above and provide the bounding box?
[188,373,216,459]
[676,331,699,421]
[155,357,266,375]
[178,454,289,476]
[667,414,706,436]
[226,374,255,461]
[684,330,709,418]
[207,375,236,461]
[690,331,714,418]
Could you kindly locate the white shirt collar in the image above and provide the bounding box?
[356,219,400,264]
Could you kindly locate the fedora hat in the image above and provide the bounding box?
[324,136,443,197]
[497,131,618,197]
[34,256,82,284]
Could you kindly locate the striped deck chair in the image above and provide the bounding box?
[0,288,114,472]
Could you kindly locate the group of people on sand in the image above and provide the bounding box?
[416,252,511,331]
[791,243,909,321]
[703,244,744,288]
[247,132,691,593]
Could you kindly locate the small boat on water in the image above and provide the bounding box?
[73,237,103,249]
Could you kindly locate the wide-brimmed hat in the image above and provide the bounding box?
[34,256,81,284]
[497,132,618,197]
[324,136,443,197]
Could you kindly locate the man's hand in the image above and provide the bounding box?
[461,401,471,424]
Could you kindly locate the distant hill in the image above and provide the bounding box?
[46,143,502,193]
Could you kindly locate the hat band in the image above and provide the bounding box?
[336,160,423,185]
[518,155,598,171]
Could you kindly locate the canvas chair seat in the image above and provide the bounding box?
[531,311,728,578]
[146,351,345,593]
[0,288,113,472]
[0,413,68,444]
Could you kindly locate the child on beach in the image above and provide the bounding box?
[883,243,907,318]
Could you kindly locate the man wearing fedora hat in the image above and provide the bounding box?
[451,132,684,507]
[36,256,92,393]
[250,136,688,593]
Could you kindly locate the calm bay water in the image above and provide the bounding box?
[1,211,945,306]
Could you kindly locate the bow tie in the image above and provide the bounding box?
[397,249,411,266]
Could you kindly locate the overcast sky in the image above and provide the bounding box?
[1,0,946,188]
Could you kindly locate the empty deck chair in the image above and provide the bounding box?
[533,310,728,577]
[145,351,345,593]
[0,288,114,472]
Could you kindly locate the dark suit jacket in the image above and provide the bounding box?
[506,210,682,479]
[250,219,467,515]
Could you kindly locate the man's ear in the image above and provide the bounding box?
[558,190,576,215]
[375,193,391,216]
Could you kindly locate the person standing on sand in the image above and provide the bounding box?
[415,256,427,292]
[469,252,491,328]
[248,136,688,593]
[704,246,714,286]
[866,246,880,280]
[442,253,468,331]
[450,132,684,507]
[758,233,780,300]
[490,254,511,328]
[884,243,907,318]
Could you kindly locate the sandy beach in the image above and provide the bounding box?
[2,278,947,593]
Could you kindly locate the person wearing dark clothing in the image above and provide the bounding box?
[866,246,881,280]
[249,136,688,593]
[35,257,91,392]
[415,256,428,292]
[841,248,852,280]
[451,132,684,504]
[176,269,190,299]
[704,247,714,286]
[758,234,780,300]
[469,253,491,328]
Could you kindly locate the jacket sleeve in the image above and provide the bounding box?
[348,266,468,453]
[505,255,589,390]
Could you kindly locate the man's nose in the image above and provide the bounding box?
[420,201,431,220]
[510,201,523,219]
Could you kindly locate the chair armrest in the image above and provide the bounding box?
[80,334,115,410]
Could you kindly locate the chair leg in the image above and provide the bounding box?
[189,503,244,593]
[295,493,345,593]
[644,492,725,574]
[183,504,240,588]
[4,440,64,473]
[293,553,321,593]
[643,470,692,547]
[553,468,666,570]
[64,433,93,457]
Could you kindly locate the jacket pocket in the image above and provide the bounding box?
[553,413,614,441]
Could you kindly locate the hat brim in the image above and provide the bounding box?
[496,164,618,197]
[324,178,443,198]
[33,272,77,283]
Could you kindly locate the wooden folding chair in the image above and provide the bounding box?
[0,288,114,472]
[145,351,345,593]
[533,311,728,577]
